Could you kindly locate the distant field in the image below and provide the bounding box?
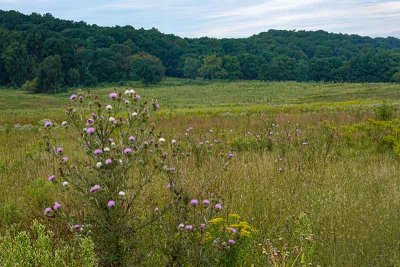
[1,79,400,125]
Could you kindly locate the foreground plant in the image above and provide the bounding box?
[42,89,165,265]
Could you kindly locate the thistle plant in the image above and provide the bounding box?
[42,89,165,266]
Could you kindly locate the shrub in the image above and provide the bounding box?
[21,79,38,92]
[0,220,97,266]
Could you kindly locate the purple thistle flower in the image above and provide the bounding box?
[48,175,55,182]
[44,207,52,215]
[185,224,194,231]
[135,94,141,100]
[166,183,172,190]
[56,147,63,154]
[109,92,118,100]
[72,224,82,231]
[53,202,62,210]
[89,184,101,193]
[108,138,114,143]
[200,223,206,230]
[190,199,199,207]
[228,239,235,246]
[128,136,136,142]
[61,156,69,162]
[93,149,103,156]
[107,200,116,208]
[214,203,222,210]
[123,147,133,155]
[86,127,95,134]
[202,199,210,206]
[105,158,112,165]
[229,227,237,234]
[44,121,52,128]
[69,94,77,101]
[86,118,94,125]
[228,152,235,159]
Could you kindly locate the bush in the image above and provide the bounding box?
[0,220,97,266]
[21,79,38,92]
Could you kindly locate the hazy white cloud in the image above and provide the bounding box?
[1,0,400,38]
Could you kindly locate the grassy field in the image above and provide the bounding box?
[2,80,400,266]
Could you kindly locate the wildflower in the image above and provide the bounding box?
[178,223,185,230]
[108,138,114,143]
[89,184,101,193]
[107,200,116,208]
[105,158,112,165]
[228,239,235,246]
[48,175,55,182]
[44,207,52,215]
[229,227,237,234]
[104,147,110,152]
[86,127,95,134]
[228,153,235,159]
[72,224,82,231]
[96,162,103,168]
[61,156,69,162]
[200,223,206,230]
[171,139,177,145]
[53,202,62,210]
[69,94,77,101]
[215,203,222,210]
[185,224,194,231]
[106,105,112,111]
[118,191,126,196]
[123,147,133,155]
[109,92,118,100]
[202,199,210,206]
[56,147,63,154]
[94,149,103,156]
[109,117,116,123]
[86,118,94,125]
[125,89,135,96]
[44,121,53,128]
[62,181,69,187]
[135,95,141,100]
[190,199,199,207]
[158,137,166,144]
[209,218,224,224]
[166,183,172,190]
[128,136,136,142]
[61,121,68,126]
[124,99,129,105]
[131,112,138,117]
[154,207,159,212]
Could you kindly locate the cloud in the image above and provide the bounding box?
[1,0,400,38]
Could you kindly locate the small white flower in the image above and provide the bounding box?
[96,162,103,168]
[106,105,112,111]
[111,142,116,146]
[158,137,166,144]
[131,112,138,117]
[154,207,159,212]
[209,129,214,133]
[118,191,126,196]
[62,181,69,187]
[124,99,129,104]
[61,121,68,126]
[171,139,177,145]
[104,147,110,152]
[109,117,116,123]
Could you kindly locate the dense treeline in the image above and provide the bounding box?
[1,10,400,92]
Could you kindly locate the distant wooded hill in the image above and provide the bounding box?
[1,10,400,92]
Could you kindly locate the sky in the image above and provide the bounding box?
[1,0,400,38]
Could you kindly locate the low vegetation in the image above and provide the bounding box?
[1,80,400,266]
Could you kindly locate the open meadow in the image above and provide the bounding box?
[2,80,400,266]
